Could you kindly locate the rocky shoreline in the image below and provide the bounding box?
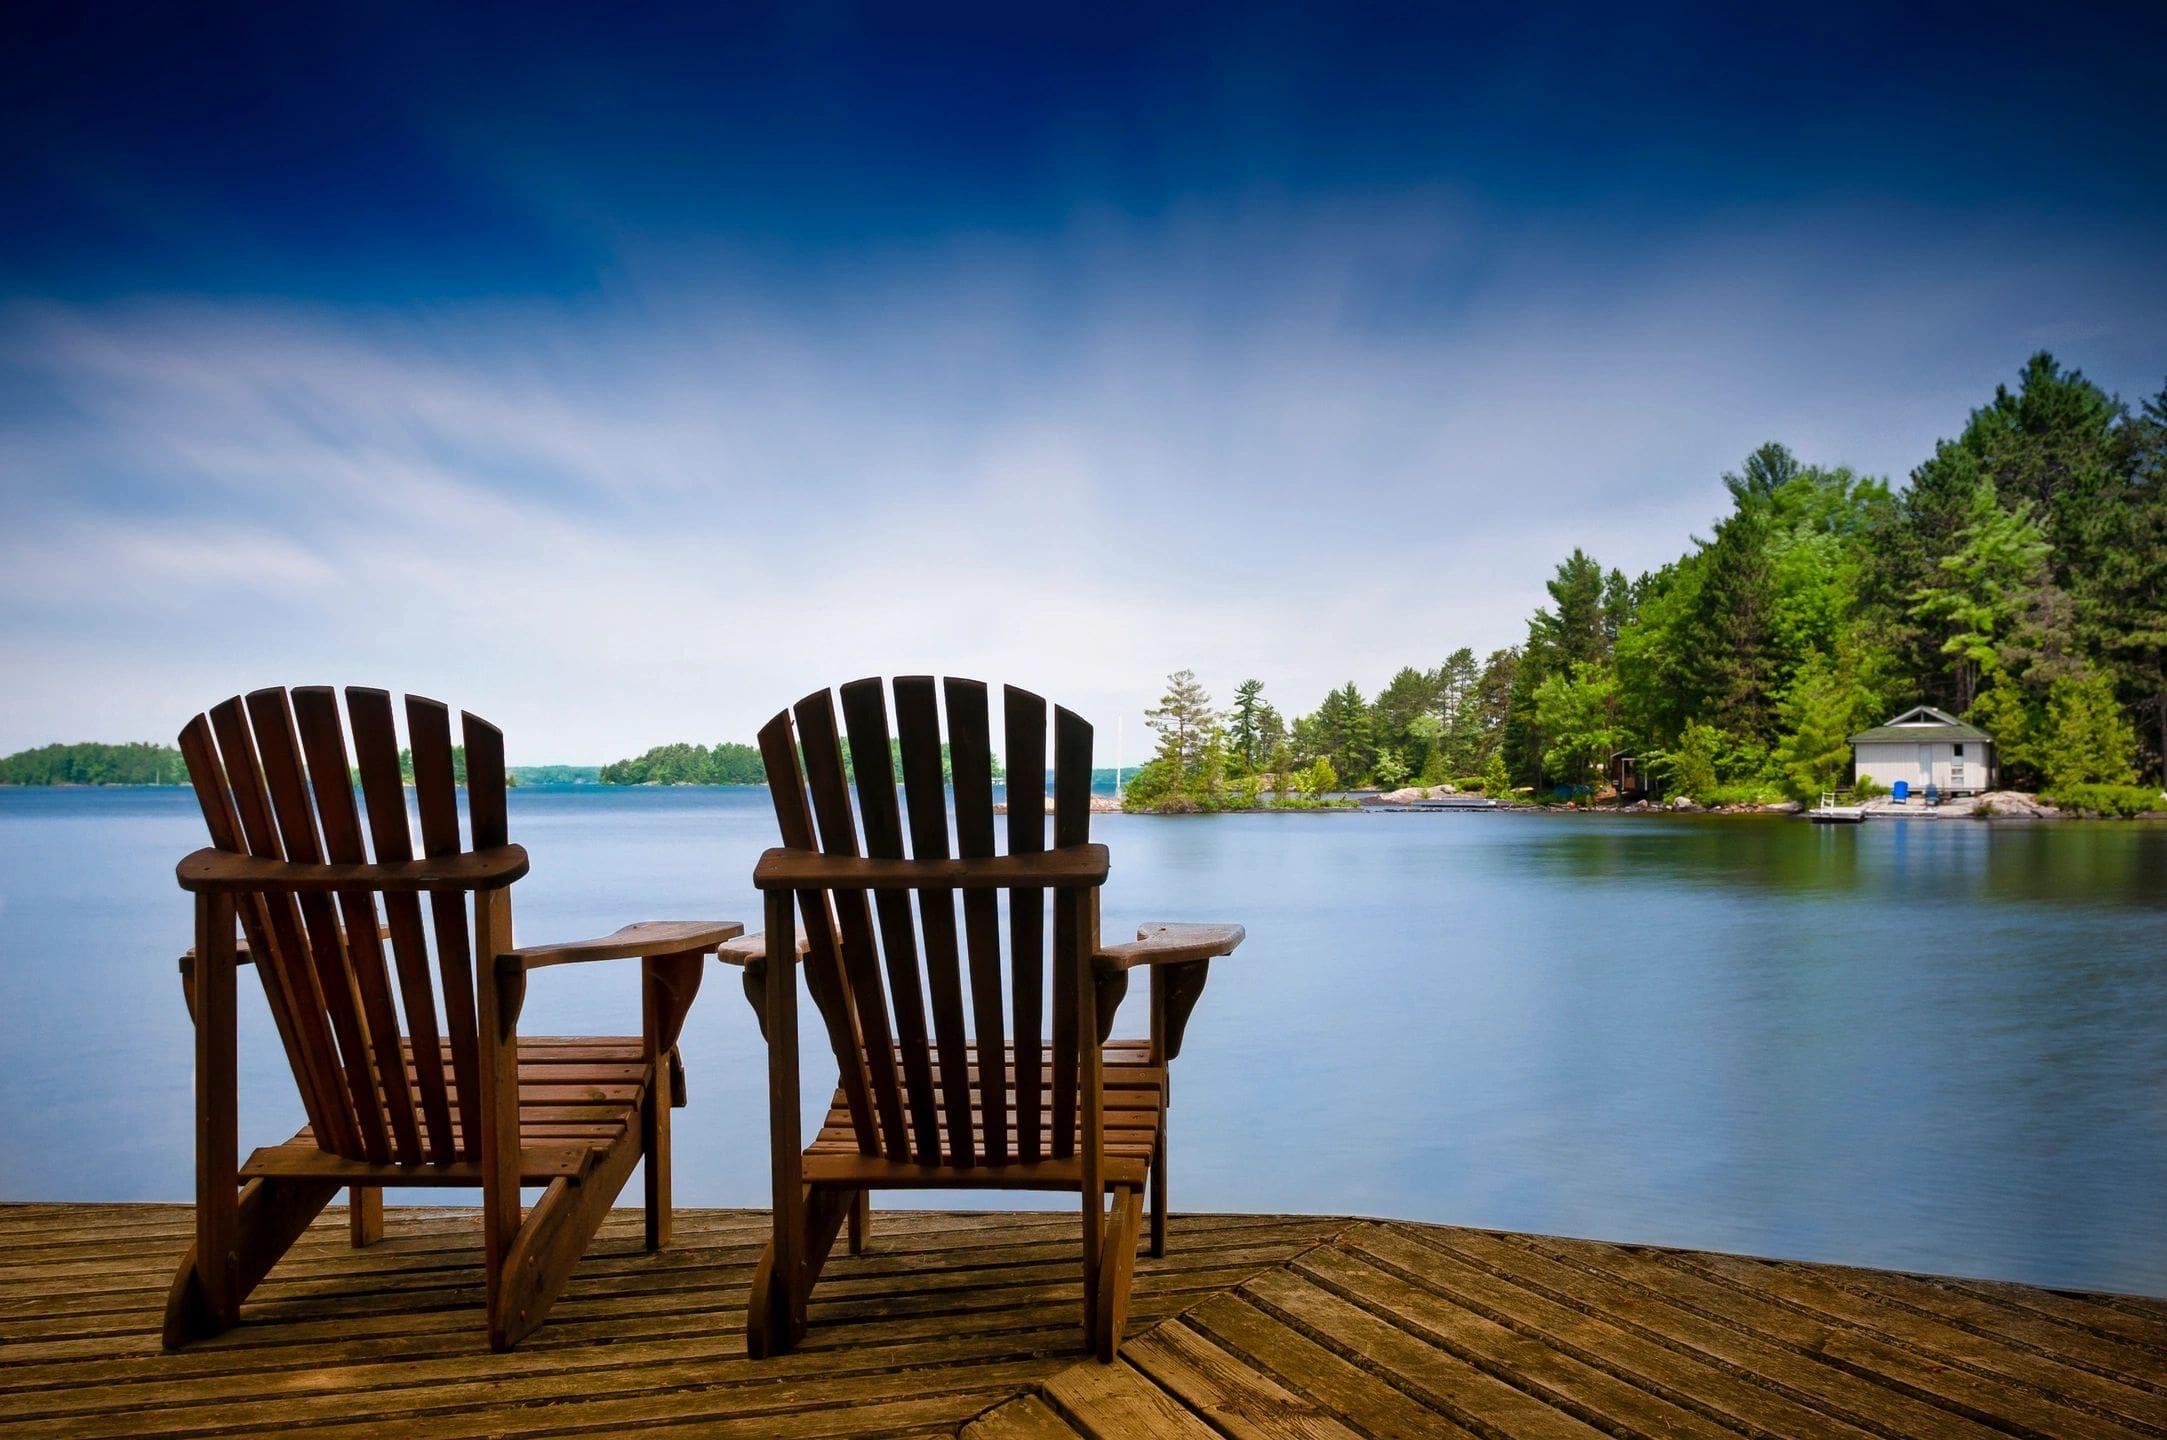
[1361,786,2159,820]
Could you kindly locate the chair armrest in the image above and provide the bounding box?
[753,844,1109,892]
[716,931,813,1039]
[1095,922,1245,972]
[715,932,811,966]
[498,920,745,973]
[177,844,529,894]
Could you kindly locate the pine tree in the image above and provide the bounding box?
[1144,669,1216,775]
[1226,679,1269,774]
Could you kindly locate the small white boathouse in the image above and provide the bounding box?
[1849,705,1994,796]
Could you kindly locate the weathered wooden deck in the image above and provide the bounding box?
[3,1204,2162,1438]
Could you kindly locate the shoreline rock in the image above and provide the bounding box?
[992,794,1124,815]
[1372,783,1461,804]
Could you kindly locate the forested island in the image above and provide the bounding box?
[597,739,988,786]
[1125,353,2167,819]
[0,739,585,788]
[0,742,186,786]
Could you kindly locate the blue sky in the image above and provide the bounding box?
[4,3,2164,760]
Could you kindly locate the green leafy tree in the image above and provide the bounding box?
[1773,653,1864,798]
[1372,666,1438,776]
[1294,756,1338,801]
[1479,747,1511,796]
[1909,480,2051,711]
[1650,721,1723,803]
[1370,747,1410,790]
[2039,672,2137,789]
[1533,662,1621,794]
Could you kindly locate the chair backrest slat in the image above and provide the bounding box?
[1001,687,1048,1163]
[179,714,333,1149]
[348,688,457,1163]
[840,679,943,1164]
[944,679,1008,1165]
[293,687,422,1164]
[794,691,913,1160]
[1049,704,1094,1158]
[201,698,359,1155]
[463,713,509,849]
[757,712,877,1151]
[405,697,482,1156]
[892,676,974,1164]
[243,687,392,1163]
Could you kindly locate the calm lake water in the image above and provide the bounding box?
[3,785,2163,1296]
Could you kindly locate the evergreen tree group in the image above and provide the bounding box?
[1129,354,2166,813]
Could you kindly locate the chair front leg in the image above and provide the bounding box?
[165,891,241,1346]
[1074,890,1105,1346]
[748,890,806,1358]
[642,950,704,1252]
[475,889,525,1347]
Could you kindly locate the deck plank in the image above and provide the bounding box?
[0,1204,2157,1438]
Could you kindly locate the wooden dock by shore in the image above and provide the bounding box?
[4,1203,2161,1437]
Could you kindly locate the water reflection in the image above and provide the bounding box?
[1,789,2161,1296]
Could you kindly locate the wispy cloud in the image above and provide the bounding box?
[2,198,2161,758]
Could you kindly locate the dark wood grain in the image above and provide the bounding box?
[894,675,975,1166]
[1003,686,1048,1165]
[346,687,456,1164]
[946,678,1010,1165]
[842,677,942,1165]
[795,688,912,1161]
[405,695,482,1158]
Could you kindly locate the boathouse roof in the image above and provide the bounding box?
[1848,704,1992,745]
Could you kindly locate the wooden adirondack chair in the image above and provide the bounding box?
[728,677,1244,1361]
[166,686,742,1351]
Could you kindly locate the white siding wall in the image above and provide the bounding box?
[1853,740,1994,794]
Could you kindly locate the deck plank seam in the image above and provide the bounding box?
[1419,1227,1952,1440]
[1450,1229,2167,1440]
[1169,1297,1465,1440]
[1934,1280,2167,1358]
[1253,1232,1644,1440]
[1485,1231,2036,1440]
[1327,1228,1818,1440]
[1231,1280,1617,1440]
[1037,1357,1235,1440]
[0,1316,1100,1411]
[18,1229,1315,1323]
[1805,1274,2167,1396]
[12,1352,1061,1440]
[1499,1230,2167,1389]
[1650,1251,2167,1439]
[1120,1325,1366,1439]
